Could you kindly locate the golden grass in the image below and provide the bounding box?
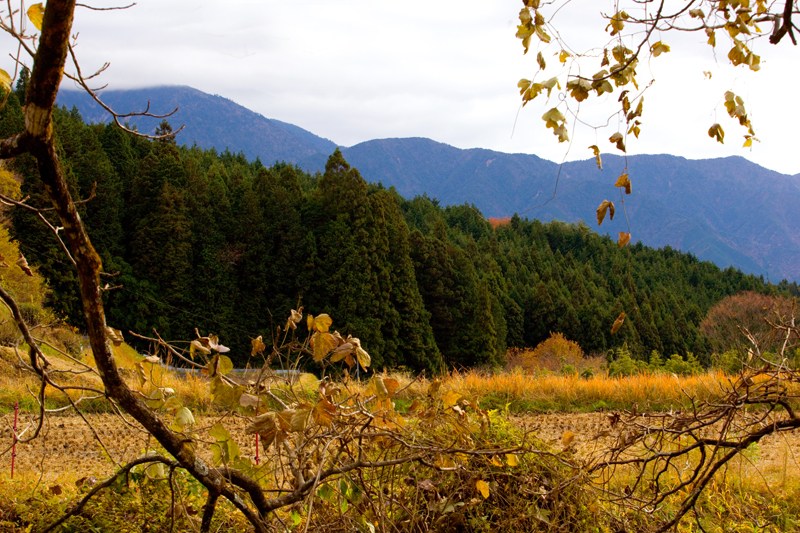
[379,367,733,412]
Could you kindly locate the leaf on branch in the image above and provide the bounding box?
[553,124,569,143]
[106,327,124,346]
[606,11,628,36]
[566,78,592,102]
[330,342,353,362]
[135,362,147,388]
[142,355,161,364]
[195,333,229,353]
[312,331,337,362]
[612,45,632,63]
[16,253,33,276]
[0,69,12,93]
[239,393,262,409]
[611,312,626,334]
[609,132,626,152]
[356,346,371,369]
[442,389,462,408]
[596,200,615,226]
[476,479,490,498]
[689,8,705,19]
[285,307,303,330]
[614,173,631,194]
[708,123,725,144]
[311,313,332,333]
[706,28,716,47]
[27,3,44,31]
[601,49,610,67]
[541,76,560,96]
[537,51,546,70]
[559,49,571,64]
[649,41,671,57]
[589,145,602,170]
[312,397,337,426]
[618,232,631,247]
[251,335,266,356]
[173,407,195,432]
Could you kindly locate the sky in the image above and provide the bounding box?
[5,0,799,175]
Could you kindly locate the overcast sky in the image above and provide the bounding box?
[6,0,798,175]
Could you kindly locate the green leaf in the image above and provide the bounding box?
[218,355,233,375]
[27,3,44,31]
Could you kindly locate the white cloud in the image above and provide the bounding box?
[3,0,797,174]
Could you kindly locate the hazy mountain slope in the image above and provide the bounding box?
[56,86,796,280]
[56,86,338,164]
[315,138,791,279]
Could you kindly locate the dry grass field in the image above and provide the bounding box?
[4,411,799,491]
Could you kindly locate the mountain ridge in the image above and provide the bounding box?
[55,85,798,281]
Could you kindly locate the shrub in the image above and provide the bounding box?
[516,332,583,372]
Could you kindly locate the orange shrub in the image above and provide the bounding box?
[511,332,583,372]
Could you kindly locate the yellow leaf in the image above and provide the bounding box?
[618,232,631,247]
[355,346,371,369]
[383,378,400,395]
[589,145,602,170]
[611,312,626,335]
[306,313,314,330]
[614,173,631,194]
[312,331,337,362]
[506,454,520,466]
[559,49,571,63]
[708,123,724,144]
[649,41,670,57]
[476,479,490,499]
[442,389,462,409]
[0,69,11,93]
[251,335,266,356]
[542,107,565,129]
[312,313,332,333]
[428,379,442,397]
[435,454,456,469]
[330,342,353,363]
[312,398,336,427]
[537,51,546,70]
[490,455,503,467]
[27,3,44,31]
[562,430,575,447]
[743,137,752,148]
[609,132,626,152]
[596,200,615,226]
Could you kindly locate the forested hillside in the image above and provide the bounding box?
[4,88,794,371]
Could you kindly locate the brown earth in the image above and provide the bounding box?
[3,412,799,487]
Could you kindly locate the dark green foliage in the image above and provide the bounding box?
[9,105,785,372]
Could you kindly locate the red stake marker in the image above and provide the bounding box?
[255,406,260,466]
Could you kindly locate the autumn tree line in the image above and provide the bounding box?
[3,83,797,373]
